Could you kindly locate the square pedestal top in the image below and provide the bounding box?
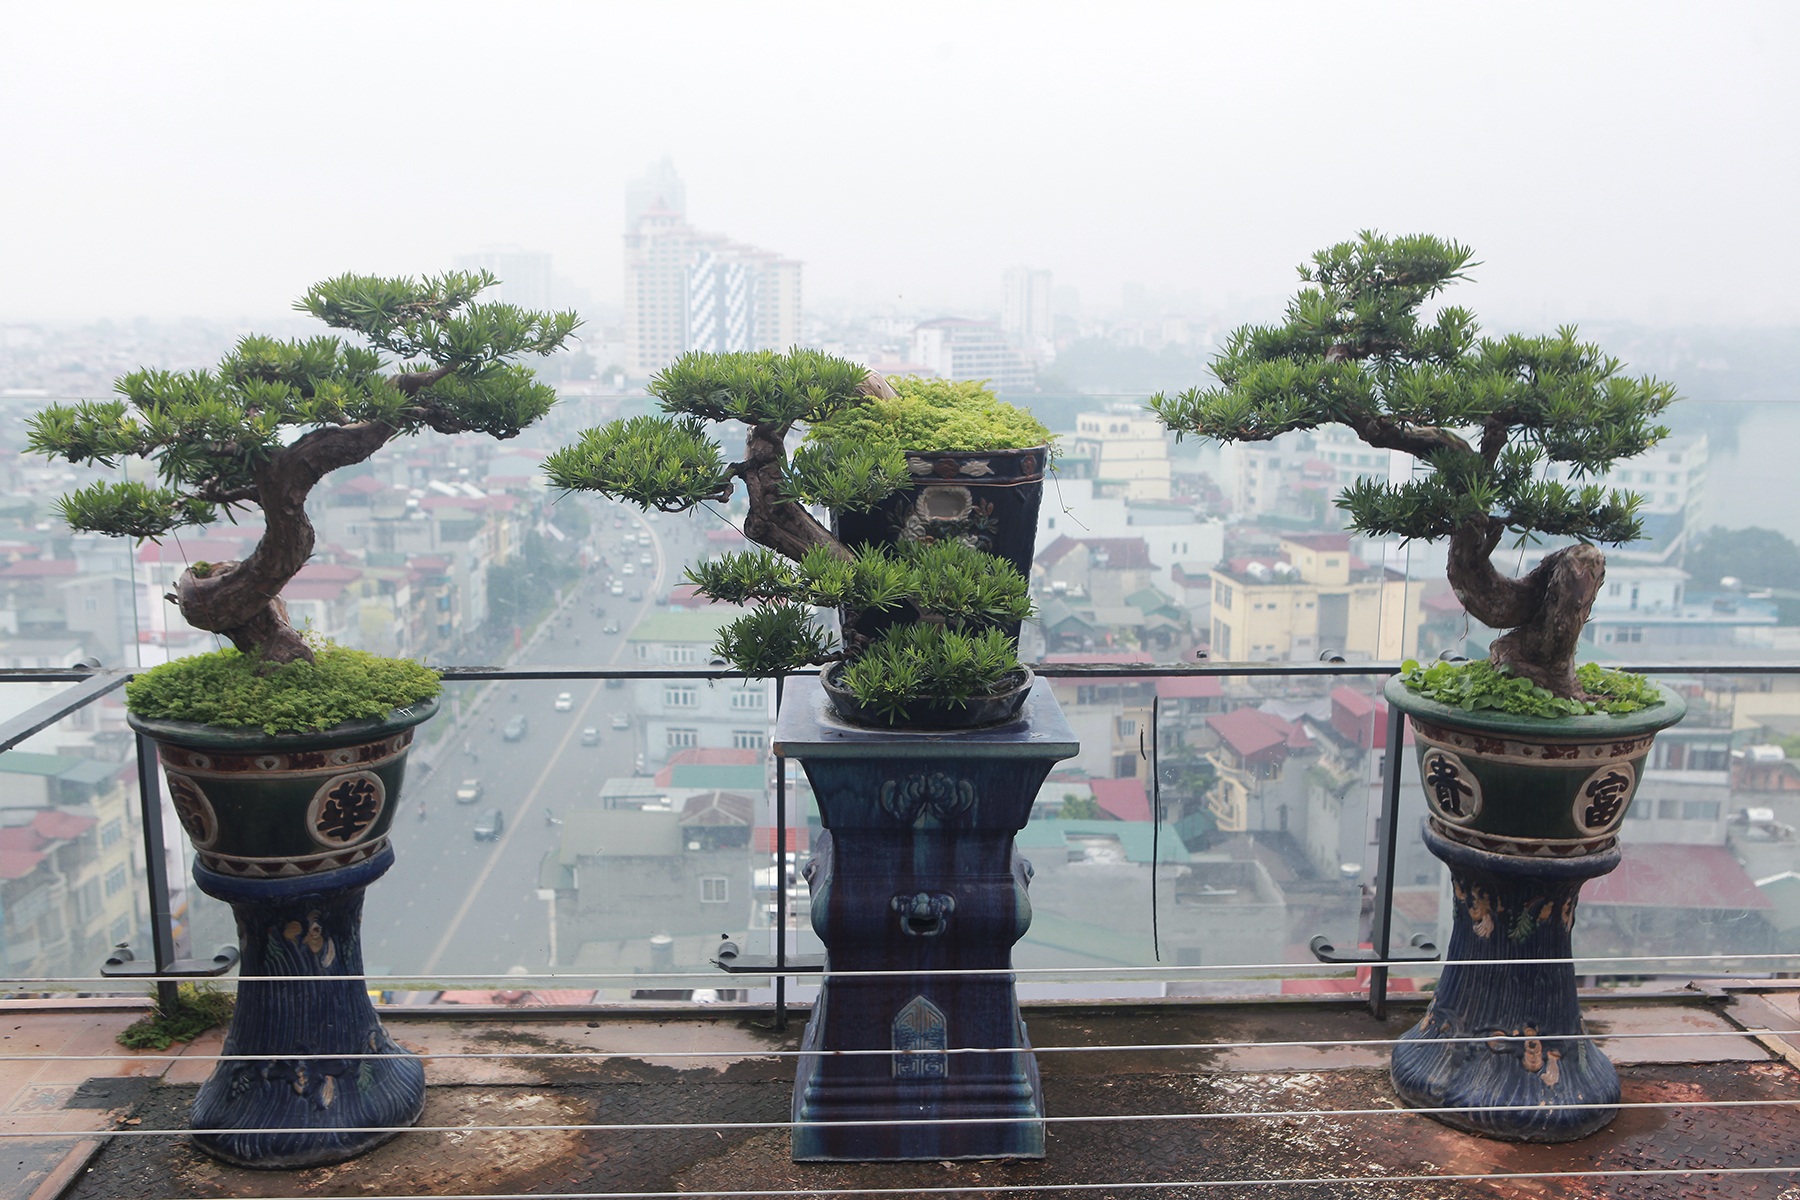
[773,676,1079,761]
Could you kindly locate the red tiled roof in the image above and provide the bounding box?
[1090,777,1151,822]
[31,809,94,840]
[1082,538,1156,569]
[0,559,76,578]
[1037,535,1081,568]
[295,562,363,582]
[680,790,754,827]
[669,748,761,767]
[137,534,258,564]
[284,582,346,601]
[0,827,45,853]
[1156,676,1224,700]
[1328,686,1389,750]
[1207,708,1294,761]
[336,475,386,495]
[1281,532,1353,551]
[1586,844,1771,910]
[0,850,44,880]
[754,827,808,853]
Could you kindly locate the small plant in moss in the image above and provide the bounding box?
[127,643,441,734]
[117,983,235,1050]
[1396,658,1664,719]
[543,350,1036,717]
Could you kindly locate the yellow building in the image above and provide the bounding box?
[1207,533,1419,662]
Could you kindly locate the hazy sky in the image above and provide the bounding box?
[4,1,1795,327]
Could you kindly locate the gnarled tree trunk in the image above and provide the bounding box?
[170,420,399,667]
[1446,521,1606,699]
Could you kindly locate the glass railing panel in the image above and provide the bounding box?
[363,671,777,1006]
[0,681,148,996]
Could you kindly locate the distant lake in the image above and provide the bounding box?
[1696,402,1800,540]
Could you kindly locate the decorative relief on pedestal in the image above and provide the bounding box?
[167,774,219,850]
[892,995,948,1080]
[1421,748,1482,825]
[1574,761,1636,834]
[891,892,956,937]
[879,772,976,826]
[306,772,386,848]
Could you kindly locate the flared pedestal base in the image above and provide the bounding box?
[1391,823,1621,1142]
[191,847,424,1169]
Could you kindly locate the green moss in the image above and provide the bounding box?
[1397,658,1664,718]
[117,983,235,1050]
[804,376,1052,457]
[126,644,441,735]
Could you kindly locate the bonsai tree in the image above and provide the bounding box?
[1150,232,1678,700]
[28,271,579,669]
[542,349,1033,718]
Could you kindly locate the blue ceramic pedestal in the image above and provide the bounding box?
[1391,823,1622,1142]
[774,677,1078,1162]
[191,846,424,1168]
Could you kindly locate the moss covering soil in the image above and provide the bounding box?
[125,644,442,735]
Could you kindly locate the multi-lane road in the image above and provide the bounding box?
[356,505,708,986]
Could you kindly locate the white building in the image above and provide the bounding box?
[623,207,803,376]
[627,609,773,769]
[1002,267,1055,360]
[911,319,1035,393]
[1069,408,1173,501]
[451,247,553,311]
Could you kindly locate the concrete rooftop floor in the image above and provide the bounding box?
[2,987,1799,1199]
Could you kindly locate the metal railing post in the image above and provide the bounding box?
[1367,696,1407,1021]
[773,672,788,1031]
[133,729,182,1013]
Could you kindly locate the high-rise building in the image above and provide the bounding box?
[1002,267,1054,358]
[452,248,553,310]
[623,199,803,376]
[910,319,1035,393]
[625,157,687,231]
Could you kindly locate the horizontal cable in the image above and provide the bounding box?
[8,1095,1800,1141]
[8,950,1800,987]
[106,1167,1800,1200]
[3,1021,1790,1065]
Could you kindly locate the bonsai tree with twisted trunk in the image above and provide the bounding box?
[1150,231,1678,699]
[28,271,579,669]
[543,348,1034,720]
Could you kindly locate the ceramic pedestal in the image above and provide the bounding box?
[1384,677,1686,1142]
[773,677,1078,1161]
[192,847,425,1167]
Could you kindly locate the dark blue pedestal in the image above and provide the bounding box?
[1391,822,1622,1142]
[192,846,424,1168]
[774,678,1078,1162]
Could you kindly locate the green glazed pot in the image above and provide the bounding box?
[1383,676,1686,857]
[128,699,439,879]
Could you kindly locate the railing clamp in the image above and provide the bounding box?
[1307,932,1440,965]
[99,943,242,979]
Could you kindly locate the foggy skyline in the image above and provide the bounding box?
[3,1,1795,328]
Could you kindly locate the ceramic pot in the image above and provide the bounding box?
[820,664,1034,731]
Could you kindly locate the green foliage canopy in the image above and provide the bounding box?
[30,271,578,541]
[1149,232,1677,550]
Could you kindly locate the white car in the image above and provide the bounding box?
[639,552,654,566]
[554,692,573,712]
[621,562,635,575]
[609,580,624,595]
[610,712,630,730]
